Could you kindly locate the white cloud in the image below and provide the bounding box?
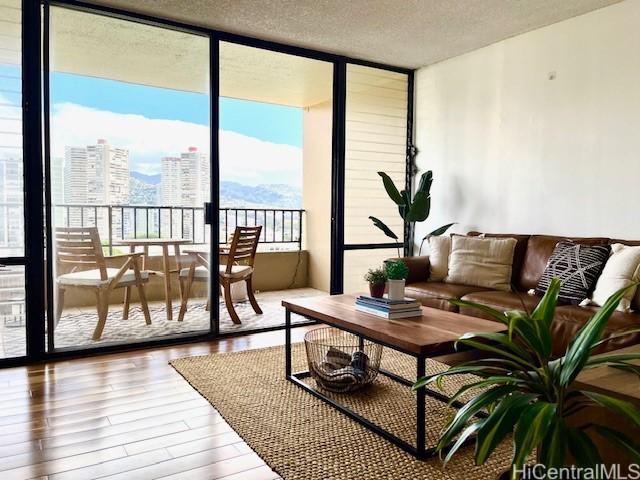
[51,103,302,186]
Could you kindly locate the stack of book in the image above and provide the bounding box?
[355,295,422,319]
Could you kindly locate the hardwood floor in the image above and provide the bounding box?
[0,325,316,480]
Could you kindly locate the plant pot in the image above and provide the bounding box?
[387,279,405,301]
[369,282,385,298]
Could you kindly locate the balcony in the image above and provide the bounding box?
[0,204,323,356]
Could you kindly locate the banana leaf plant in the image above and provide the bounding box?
[413,278,640,479]
[369,170,454,258]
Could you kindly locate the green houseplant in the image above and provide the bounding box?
[364,267,386,298]
[384,260,409,300]
[369,170,455,259]
[413,278,640,479]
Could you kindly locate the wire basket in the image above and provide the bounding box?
[304,327,383,393]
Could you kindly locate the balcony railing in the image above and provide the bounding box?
[51,204,304,253]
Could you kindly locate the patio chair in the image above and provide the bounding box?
[178,226,263,324]
[55,227,151,340]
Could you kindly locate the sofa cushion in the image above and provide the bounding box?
[404,282,490,312]
[426,235,450,282]
[468,232,530,289]
[519,235,610,291]
[590,243,640,312]
[445,235,517,292]
[458,291,540,320]
[552,306,640,356]
[398,256,431,284]
[535,242,610,305]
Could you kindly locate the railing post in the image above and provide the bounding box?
[108,205,113,255]
[298,210,303,251]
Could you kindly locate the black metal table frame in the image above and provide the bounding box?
[284,307,474,460]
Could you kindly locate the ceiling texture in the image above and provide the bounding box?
[87,0,623,69]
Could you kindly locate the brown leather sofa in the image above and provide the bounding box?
[403,233,640,356]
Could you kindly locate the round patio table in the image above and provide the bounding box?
[113,238,191,320]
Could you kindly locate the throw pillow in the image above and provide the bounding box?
[426,235,451,282]
[535,241,610,304]
[445,235,517,291]
[589,243,640,312]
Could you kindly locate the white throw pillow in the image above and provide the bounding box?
[589,243,640,312]
[445,236,517,292]
[426,235,451,282]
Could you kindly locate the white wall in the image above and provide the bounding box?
[414,0,640,248]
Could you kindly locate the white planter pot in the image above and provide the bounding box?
[387,279,405,301]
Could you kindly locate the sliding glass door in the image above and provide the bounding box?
[0,0,26,359]
[46,6,215,351]
[217,41,333,334]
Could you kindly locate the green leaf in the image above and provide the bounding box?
[582,390,640,428]
[377,171,404,205]
[441,422,483,465]
[567,427,602,470]
[504,311,550,359]
[538,420,567,470]
[448,376,528,404]
[512,402,557,473]
[406,190,430,222]
[413,364,509,390]
[416,170,433,195]
[475,392,534,465]
[586,352,640,366]
[368,216,398,240]
[592,425,640,463]
[559,284,638,387]
[455,332,536,365]
[437,385,519,449]
[456,338,536,369]
[398,190,410,220]
[424,223,456,238]
[448,299,509,325]
[592,327,640,349]
[531,277,561,330]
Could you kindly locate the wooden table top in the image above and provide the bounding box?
[574,345,640,404]
[113,238,192,246]
[282,294,506,356]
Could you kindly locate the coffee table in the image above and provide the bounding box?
[282,294,506,459]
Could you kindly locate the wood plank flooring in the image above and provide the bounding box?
[0,326,316,480]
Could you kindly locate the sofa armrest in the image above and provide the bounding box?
[400,256,430,284]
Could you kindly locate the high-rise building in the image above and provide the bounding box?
[63,140,130,234]
[161,147,209,207]
[0,156,24,256]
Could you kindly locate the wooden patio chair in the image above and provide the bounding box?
[178,226,263,324]
[55,227,151,340]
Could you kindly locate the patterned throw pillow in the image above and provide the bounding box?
[535,241,611,304]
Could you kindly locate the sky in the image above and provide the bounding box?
[47,72,303,186]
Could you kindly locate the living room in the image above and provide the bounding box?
[1,0,640,479]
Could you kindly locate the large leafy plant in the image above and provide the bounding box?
[413,279,640,478]
[369,170,454,257]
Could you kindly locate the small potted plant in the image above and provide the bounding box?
[384,260,409,300]
[364,267,386,298]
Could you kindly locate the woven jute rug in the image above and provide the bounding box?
[170,342,513,480]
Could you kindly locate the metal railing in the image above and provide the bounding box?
[52,204,304,254]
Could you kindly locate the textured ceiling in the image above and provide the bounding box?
[49,7,333,107]
[86,0,623,69]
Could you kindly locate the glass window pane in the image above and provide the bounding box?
[0,264,25,358]
[49,7,212,350]
[344,248,398,295]
[0,0,24,257]
[344,64,408,245]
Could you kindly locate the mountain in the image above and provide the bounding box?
[129,176,160,205]
[130,171,161,185]
[128,171,301,209]
[219,181,301,209]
